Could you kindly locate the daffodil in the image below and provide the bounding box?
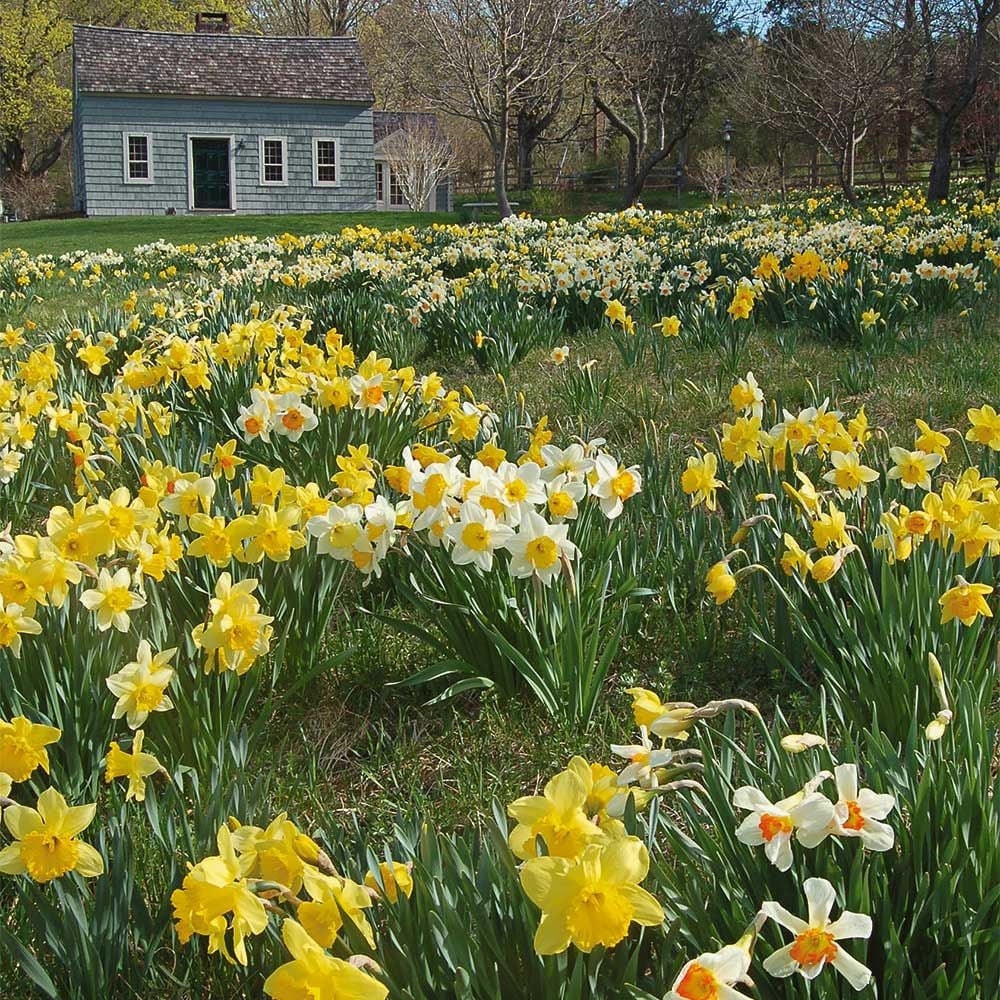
[80,567,146,632]
[364,861,413,903]
[830,763,895,850]
[0,716,61,782]
[706,561,737,604]
[669,940,754,1000]
[939,577,993,625]
[655,315,681,337]
[263,919,388,1000]
[507,767,604,860]
[966,404,1000,450]
[887,447,942,490]
[520,837,663,954]
[761,877,873,990]
[106,639,176,728]
[822,450,879,497]
[0,598,41,656]
[611,727,674,788]
[171,824,268,965]
[733,782,834,871]
[505,510,577,584]
[443,502,515,573]
[0,787,104,883]
[104,729,164,801]
[681,452,724,511]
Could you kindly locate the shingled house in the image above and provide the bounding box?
[72,13,451,216]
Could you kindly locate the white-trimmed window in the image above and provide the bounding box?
[123,133,153,183]
[312,138,339,186]
[389,167,405,206]
[375,162,384,203]
[259,137,287,185]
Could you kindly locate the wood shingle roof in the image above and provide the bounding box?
[73,26,375,104]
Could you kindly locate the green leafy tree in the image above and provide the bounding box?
[0,1,253,181]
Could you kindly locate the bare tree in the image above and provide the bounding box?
[248,0,383,34]
[956,25,999,191]
[412,0,596,217]
[380,118,458,209]
[691,146,728,202]
[592,0,733,208]
[745,0,906,205]
[917,0,1000,199]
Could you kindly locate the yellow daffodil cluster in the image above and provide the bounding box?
[171,812,409,998]
[682,373,998,626]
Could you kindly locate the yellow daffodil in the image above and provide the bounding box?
[263,919,388,1000]
[104,729,164,801]
[520,837,663,954]
[0,787,104,883]
[939,578,993,625]
[0,716,61,782]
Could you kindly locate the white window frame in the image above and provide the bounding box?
[375,159,385,206]
[186,134,237,212]
[122,132,154,185]
[388,164,406,207]
[259,136,288,186]
[312,137,340,187]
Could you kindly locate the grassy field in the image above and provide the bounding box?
[1,196,997,996]
[1,210,454,256]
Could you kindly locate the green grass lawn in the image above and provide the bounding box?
[1,211,457,257]
[3,189,715,258]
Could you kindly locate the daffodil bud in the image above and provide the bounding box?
[780,732,827,753]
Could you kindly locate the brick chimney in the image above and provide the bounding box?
[195,12,231,33]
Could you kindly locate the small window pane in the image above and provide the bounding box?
[128,135,149,180]
[375,163,385,202]
[316,140,337,183]
[263,140,284,183]
[389,167,405,206]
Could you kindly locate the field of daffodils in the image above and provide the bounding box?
[0,187,997,998]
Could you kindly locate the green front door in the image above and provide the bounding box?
[191,138,231,210]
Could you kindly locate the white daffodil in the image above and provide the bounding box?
[443,502,515,573]
[160,476,215,529]
[79,567,146,633]
[505,510,577,585]
[106,639,176,729]
[350,372,389,412]
[668,942,754,1000]
[496,461,546,525]
[590,453,642,519]
[306,504,365,561]
[539,443,593,483]
[271,393,318,442]
[363,495,398,559]
[611,727,674,789]
[831,763,896,850]
[733,783,834,871]
[761,877,873,990]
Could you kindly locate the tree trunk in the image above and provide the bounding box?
[927,120,953,201]
[619,137,640,209]
[837,149,858,207]
[984,150,997,195]
[494,124,513,218]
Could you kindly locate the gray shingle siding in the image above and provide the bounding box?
[78,95,375,216]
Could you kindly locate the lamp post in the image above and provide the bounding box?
[675,161,684,210]
[722,118,734,208]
